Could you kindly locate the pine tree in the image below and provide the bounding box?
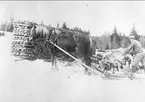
[8,16,14,32]
[112,36,119,49]
[130,23,140,40]
[62,22,67,29]
[100,33,111,50]
[110,26,121,48]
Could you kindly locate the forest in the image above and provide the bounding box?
[1,17,145,51]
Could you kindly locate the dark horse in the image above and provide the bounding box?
[29,25,93,75]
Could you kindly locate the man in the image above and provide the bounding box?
[123,35,145,78]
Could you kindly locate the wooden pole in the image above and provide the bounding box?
[49,40,104,75]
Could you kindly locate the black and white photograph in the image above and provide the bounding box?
[1,1,145,102]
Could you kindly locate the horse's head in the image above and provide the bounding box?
[26,22,36,29]
[46,28,64,42]
[29,24,37,41]
[29,24,54,41]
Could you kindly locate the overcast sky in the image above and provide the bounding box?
[0,1,145,36]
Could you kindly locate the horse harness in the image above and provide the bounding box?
[46,28,65,44]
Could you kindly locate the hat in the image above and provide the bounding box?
[129,35,135,39]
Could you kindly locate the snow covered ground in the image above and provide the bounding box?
[1,32,145,102]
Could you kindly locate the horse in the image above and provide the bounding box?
[29,25,93,75]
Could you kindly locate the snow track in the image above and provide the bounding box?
[0,32,145,102]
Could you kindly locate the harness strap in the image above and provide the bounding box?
[46,28,64,44]
[53,31,65,43]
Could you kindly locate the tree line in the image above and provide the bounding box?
[1,18,145,50]
[91,25,144,51]
[60,22,145,51]
[0,17,14,32]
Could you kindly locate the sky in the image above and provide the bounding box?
[0,1,145,36]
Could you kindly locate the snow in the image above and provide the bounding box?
[0,32,145,102]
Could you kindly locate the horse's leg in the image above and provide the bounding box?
[50,49,55,70]
[84,56,91,75]
[50,48,59,71]
[54,56,59,71]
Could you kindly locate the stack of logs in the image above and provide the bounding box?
[11,21,40,60]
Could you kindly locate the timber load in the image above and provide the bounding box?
[11,21,38,60]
